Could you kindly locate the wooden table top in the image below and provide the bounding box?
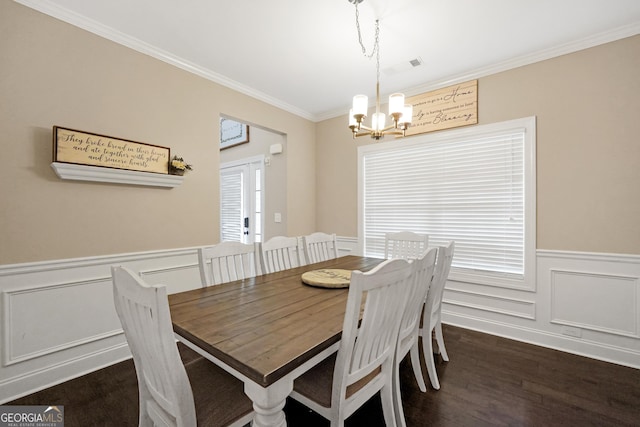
[169,255,383,387]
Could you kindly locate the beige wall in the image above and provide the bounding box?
[0,1,316,264]
[316,35,640,255]
[2,1,638,265]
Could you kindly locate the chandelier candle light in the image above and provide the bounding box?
[348,0,412,140]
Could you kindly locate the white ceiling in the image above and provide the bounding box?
[18,0,640,121]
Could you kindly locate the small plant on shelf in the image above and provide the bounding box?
[169,156,193,176]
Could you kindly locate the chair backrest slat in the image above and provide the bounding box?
[425,241,455,321]
[384,231,429,260]
[198,241,258,286]
[398,248,438,356]
[332,258,414,397]
[260,236,304,273]
[303,232,338,264]
[112,266,196,427]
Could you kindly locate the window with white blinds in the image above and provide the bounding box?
[220,156,264,244]
[358,117,536,289]
[220,167,244,242]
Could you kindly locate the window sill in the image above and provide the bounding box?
[50,162,183,188]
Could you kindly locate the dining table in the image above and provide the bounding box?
[168,255,384,427]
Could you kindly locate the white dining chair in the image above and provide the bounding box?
[260,235,304,273]
[384,231,429,259]
[393,247,437,427]
[111,266,254,427]
[418,241,455,390]
[303,232,339,264]
[198,241,259,286]
[290,258,414,427]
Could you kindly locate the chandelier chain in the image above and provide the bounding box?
[354,3,379,58]
[354,3,381,82]
[348,0,410,140]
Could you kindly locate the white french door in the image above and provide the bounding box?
[220,156,264,243]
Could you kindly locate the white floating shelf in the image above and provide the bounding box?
[51,162,183,188]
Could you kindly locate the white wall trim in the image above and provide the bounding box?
[444,311,640,370]
[13,0,314,122]
[0,247,199,276]
[537,249,640,263]
[2,276,122,366]
[336,236,358,257]
[139,263,199,278]
[0,342,131,404]
[444,287,536,320]
[2,245,639,403]
[549,269,639,339]
[14,0,640,123]
[441,248,640,370]
[0,246,203,404]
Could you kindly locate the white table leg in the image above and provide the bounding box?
[244,379,293,427]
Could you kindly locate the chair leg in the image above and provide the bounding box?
[435,321,449,362]
[137,380,154,427]
[380,382,398,427]
[422,328,440,390]
[392,355,407,427]
[409,341,427,392]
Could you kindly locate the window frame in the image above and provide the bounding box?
[357,116,537,291]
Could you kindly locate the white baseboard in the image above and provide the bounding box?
[442,248,640,369]
[443,312,640,369]
[0,341,131,404]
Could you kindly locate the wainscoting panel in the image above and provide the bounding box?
[444,286,536,320]
[550,269,639,338]
[139,263,202,293]
[443,250,640,369]
[0,247,203,404]
[336,236,358,257]
[1,244,639,404]
[3,276,121,365]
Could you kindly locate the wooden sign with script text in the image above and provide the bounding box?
[405,80,478,136]
[53,127,170,174]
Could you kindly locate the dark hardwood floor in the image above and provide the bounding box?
[8,325,640,426]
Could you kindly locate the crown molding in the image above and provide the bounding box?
[314,22,640,122]
[14,0,315,122]
[15,0,640,123]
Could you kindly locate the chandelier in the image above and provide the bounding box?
[348,0,412,140]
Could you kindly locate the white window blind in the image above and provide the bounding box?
[220,167,244,242]
[359,117,536,288]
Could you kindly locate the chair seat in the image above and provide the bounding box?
[186,357,254,426]
[293,353,382,409]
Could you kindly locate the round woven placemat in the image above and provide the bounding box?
[301,269,352,288]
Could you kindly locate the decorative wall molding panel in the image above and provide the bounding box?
[2,276,121,365]
[444,249,640,369]
[0,247,201,403]
[550,269,638,338]
[1,245,638,403]
[444,286,536,320]
[336,236,358,257]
